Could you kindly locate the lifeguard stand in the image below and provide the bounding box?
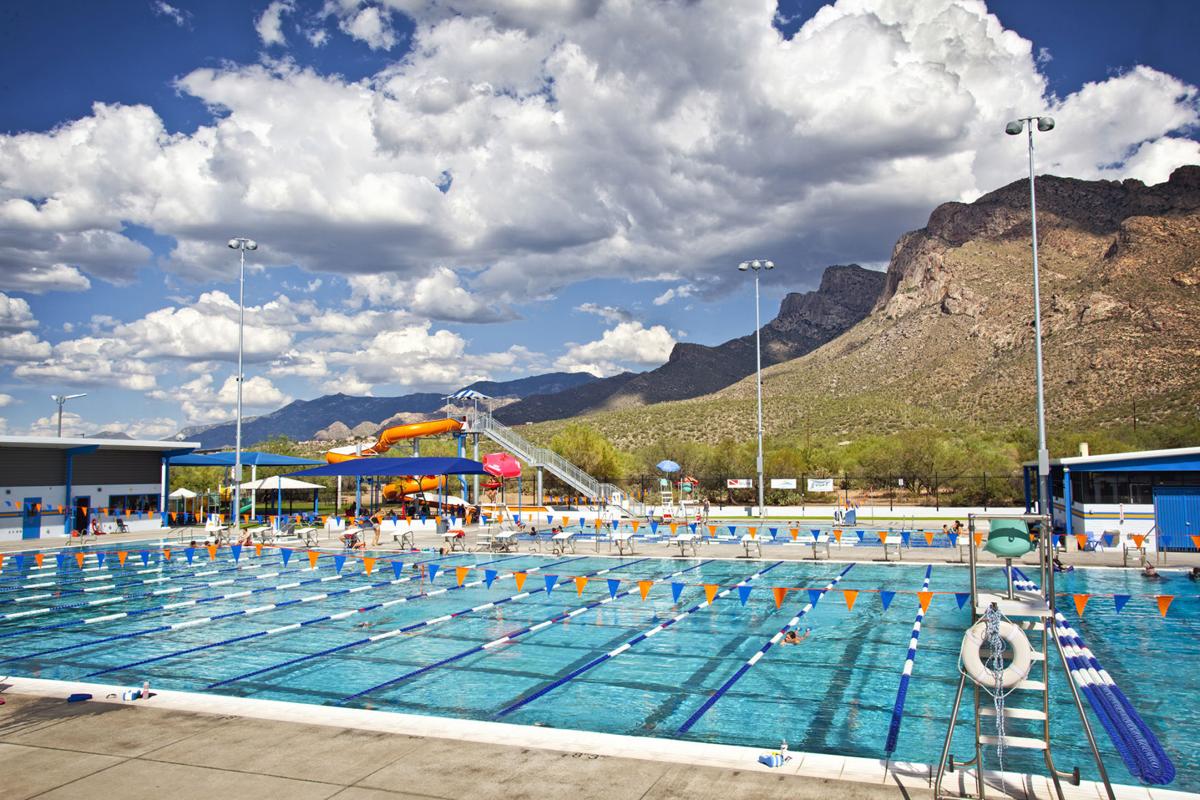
[933,512,1114,800]
[658,478,673,516]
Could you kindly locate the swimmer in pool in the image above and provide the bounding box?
[783,627,811,645]
[1142,563,1161,579]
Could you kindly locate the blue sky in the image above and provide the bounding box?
[1,0,1197,439]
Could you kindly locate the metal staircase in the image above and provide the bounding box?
[465,410,646,518]
[934,513,1113,800]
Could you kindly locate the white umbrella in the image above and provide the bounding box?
[169,487,198,498]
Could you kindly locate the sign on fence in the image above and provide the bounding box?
[806,477,835,492]
[726,478,753,489]
[769,478,797,489]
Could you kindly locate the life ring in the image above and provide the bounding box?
[960,618,1033,690]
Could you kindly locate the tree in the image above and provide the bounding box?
[549,423,624,480]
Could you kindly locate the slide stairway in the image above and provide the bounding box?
[466,411,645,518]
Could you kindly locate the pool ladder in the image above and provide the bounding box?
[932,513,1115,800]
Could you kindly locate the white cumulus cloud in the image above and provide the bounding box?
[554,321,675,377]
[256,0,295,47]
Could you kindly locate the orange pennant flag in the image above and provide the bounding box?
[307,550,319,568]
[879,531,888,544]
[0,554,5,570]
[1156,595,1174,617]
[117,551,128,566]
[1131,534,1147,549]
[219,514,225,523]
[455,566,470,586]
[772,586,787,609]
[748,526,757,539]
[631,520,640,532]
[789,527,798,540]
[514,572,527,592]
[1073,594,1091,616]
[170,512,177,522]
[833,529,843,543]
[924,532,935,546]
[163,548,172,561]
[1191,535,1200,550]
[974,532,984,548]
[708,524,717,537]
[1075,534,1088,551]
[843,589,859,611]
[917,591,933,613]
[34,552,44,567]
[75,552,85,568]
[125,508,133,517]
[254,543,263,557]
[703,584,719,603]
[669,523,678,535]
[363,557,375,576]
[574,576,588,596]
[562,515,571,526]
[638,580,653,600]
[207,544,217,561]
[435,515,442,525]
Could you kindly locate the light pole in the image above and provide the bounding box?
[1005,115,1054,517]
[227,236,258,531]
[738,259,774,520]
[51,393,87,437]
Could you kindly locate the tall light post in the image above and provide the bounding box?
[1005,115,1054,517]
[51,393,87,437]
[227,236,258,531]
[738,259,774,519]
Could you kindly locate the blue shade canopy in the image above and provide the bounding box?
[168,450,323,467]
[657,460,681,472]
[287,456,490,478]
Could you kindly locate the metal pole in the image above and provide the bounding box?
[233,245,245,533]
[57,403,63,437]
[754,269,765,520]
[1027,123,1051,518]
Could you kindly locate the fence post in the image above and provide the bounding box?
[801,473,806,516]
[983,472,989,511]
[890,476,894,512]
[934,470,939,511]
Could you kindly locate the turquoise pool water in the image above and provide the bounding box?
[0,540,1195,791]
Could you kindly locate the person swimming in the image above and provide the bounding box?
[783,627,811,645]
[1143,563,1161,579]
[1189,567,1200,581]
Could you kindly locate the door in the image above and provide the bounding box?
[22,496,41,539]
[73,495,90,534]
[1153,486,1200,551]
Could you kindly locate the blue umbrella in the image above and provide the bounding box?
[657,460,681,472]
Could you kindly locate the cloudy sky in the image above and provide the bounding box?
[1,0,1197,439]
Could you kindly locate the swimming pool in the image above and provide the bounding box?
[1,540,1195,792]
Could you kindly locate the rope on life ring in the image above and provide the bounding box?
[959,617,1033,691]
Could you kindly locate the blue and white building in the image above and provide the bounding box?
[1024,445,1200,552]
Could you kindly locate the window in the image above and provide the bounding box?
[105,493,159,515]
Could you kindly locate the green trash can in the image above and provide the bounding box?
[984,519,1034,558]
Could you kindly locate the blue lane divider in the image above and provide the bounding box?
[1,552,523,664]
[1011,567,1174,785]
[336,558,711,706]
[86,555,584,679]
[0,550,501,640]
[883,564,933,754]
[212,556,649,690]
[676,563,855,734]
[495,561,785,718]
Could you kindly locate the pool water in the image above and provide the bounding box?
[0,540,1196,792]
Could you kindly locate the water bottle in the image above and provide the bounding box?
[780,739,788,756]
[142,681,150,699]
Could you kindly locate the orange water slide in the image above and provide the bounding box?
[325,418,465,502]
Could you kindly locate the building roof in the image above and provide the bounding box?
[0,435,198,452]
[1024,446,1200,472]
[289,456,489,478]
[168,451,323,467]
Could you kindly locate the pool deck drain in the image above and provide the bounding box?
[3,678,1194,800]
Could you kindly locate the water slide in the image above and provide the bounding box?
[325,418,465,502]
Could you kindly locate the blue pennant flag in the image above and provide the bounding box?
[484,569,497,588]
[230,545,242,563]
[768,527,778,540]
[391,560,404,579]
[955,593,970,609]
[15,553,25,570]
[333,555,346,574]
[811,529,820,541]
[607,578,621,598]
[185,547,195,564]
[1113,594,1132,613]
[140,551,150,566]
[546,514,554,525]
[579,516,586,528]
[421,514,427,523]
[56,553,66,569]
[671,582,684,603]
[95,552,105,567]
[901,531,911,547]
[855,530,865,542]
[544,575,558,594]
[727,525,737,537]
[689,523,697,534]
[947,533,959,548]
[427,564,439,582]
[737,584,752,606]
[808,589,823,606]
[281,548,292,567]
[650,521,659,535]
[515,514,521,524]
[880,590,896,611]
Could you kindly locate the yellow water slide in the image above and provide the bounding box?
[325,418,465,501]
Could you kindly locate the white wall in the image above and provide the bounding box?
[0,482,164,542]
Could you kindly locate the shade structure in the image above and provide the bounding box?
[657,459,681,472]
[288,456,490,478]
[415,491,467,506]
[483,452,521,478]
[168,487,198,498]
[239,476,324,492]
[168,450,323,467]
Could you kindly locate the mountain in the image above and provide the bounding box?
[495,264,886,424]
[182,372,598,449]
[543,166,1200,448]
